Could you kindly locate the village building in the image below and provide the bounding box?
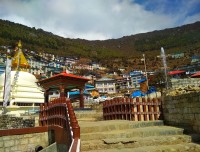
[191,55,200,63]
[129,71,144,88]
[171,52,184,59]
[95,77,116,94]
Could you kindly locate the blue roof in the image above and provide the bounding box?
[138,78,146,83]
[131,86,156,98]
[192,56,200,59]
[85,84,95,89]
[130,71,143,76]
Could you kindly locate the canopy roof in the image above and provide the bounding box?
[191,72,200,78]
[168,70,185,75]
[38,72,90,90]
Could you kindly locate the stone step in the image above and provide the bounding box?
[75,111,103,121]
[75,110,98,114]
[79,120,164,134]
[81,135,191,151]
[78,118,98,122]
[83,143,200,152]
[81,126,184,141]
[188,133,200,143]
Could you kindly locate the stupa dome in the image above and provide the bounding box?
[0,71,44,104]
[0,71,38,87]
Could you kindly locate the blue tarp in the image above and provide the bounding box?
[69,90,89,96]
[131,86,157,98]
[68,85,93,99]
[101,95,107,99]
[131,90,144,97]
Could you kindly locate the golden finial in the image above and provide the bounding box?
[18,40,22,48]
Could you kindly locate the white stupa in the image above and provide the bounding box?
[0,41,44,114]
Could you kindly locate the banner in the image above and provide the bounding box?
[3,58,12,107]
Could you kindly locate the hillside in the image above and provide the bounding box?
[0,19,200,70]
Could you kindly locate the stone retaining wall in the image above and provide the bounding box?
[0,115,35,129]
[0,132,48,152]
[163,92,200,133]
[171,78,200,88]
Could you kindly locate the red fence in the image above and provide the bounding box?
[103,97,162,121]
[39,97,80,152]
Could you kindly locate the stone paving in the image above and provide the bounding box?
[76,110,200,152]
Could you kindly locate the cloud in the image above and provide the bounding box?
[0,0,200,40]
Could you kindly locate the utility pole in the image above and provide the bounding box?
[142,54,149,90]
[161,47,168,89]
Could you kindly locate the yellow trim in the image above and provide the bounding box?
[12,41,30,71]
[18,40,22,48]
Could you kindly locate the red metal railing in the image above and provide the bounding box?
[39,97,80,152]
[103,97,162,121]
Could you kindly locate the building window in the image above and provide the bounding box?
[99,89,103,92]
[96,84,103,87]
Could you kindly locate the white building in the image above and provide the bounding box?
[95,77,116,94]
[27,58,47,75]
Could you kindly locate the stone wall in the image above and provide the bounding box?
[163,92,200,133]
[0,132,48,152]
[171,78,200,88]
[0,115,35,129]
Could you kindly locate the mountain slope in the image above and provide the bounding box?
[0,19,200,67]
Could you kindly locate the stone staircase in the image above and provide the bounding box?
[75,110,200,152]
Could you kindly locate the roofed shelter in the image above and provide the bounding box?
[168,70,185,75]
[191,72,200,78]
[168,70,186,78]
[38,72,89,108]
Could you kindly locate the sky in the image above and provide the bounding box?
[0,0,200,40]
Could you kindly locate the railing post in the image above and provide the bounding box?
[111,99,115,120]
[158,98,162,120]
[44,103,48,126]
[148,98,153,121]
[153,98,158,120]
[103,102,105,120]
[39,104,44,126]
[124,98,129,120]
[142,98,148,121]
[113,99,116,120]
[130,98,134,121]
[119,98,124,120]
[136,97,141,121]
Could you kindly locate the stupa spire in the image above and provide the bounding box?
[12,40,30,71]
[17,40,22,48]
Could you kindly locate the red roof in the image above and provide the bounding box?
[168,70,185,75]
[51,72,89,80]
[191,72,200,78]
